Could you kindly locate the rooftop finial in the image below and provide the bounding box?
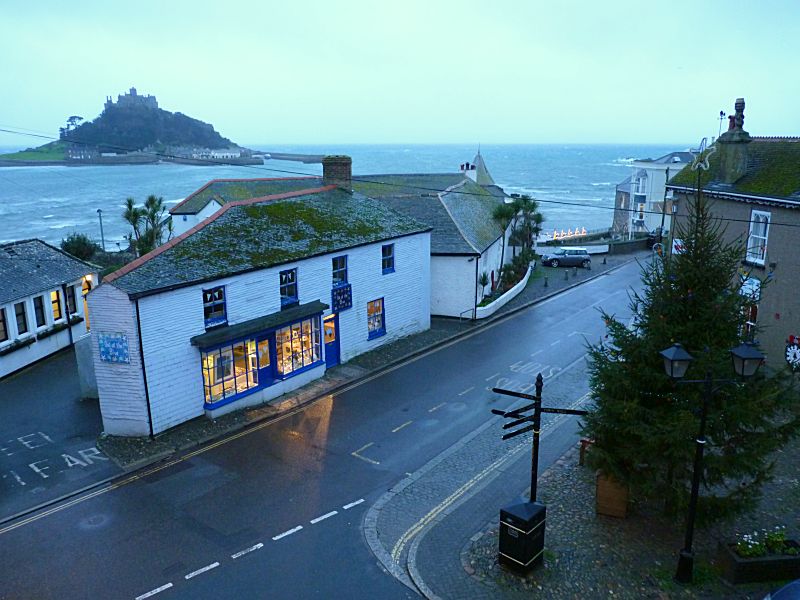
[734,98,745,130]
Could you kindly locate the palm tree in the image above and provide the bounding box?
[123,197,144,249]
[122,195,170,256]
[513,195,545,253]
[492,202,516,286]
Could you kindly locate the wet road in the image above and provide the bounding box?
[0,261,644,599]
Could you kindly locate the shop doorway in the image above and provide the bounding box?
[323,314,339,368]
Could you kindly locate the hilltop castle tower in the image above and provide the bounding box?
[104,87,158,111]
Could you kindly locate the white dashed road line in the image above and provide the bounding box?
[272,526,303,541]
[457,386,474,396]
[485,372,500,381]
[351,443,380,465]
[310,511,338,524]
[391,421,413,433]
[428,402,446,413]
[135,583,173,599]
[185,562,219,580]
[343,498,364,510]
[231,543,263,559]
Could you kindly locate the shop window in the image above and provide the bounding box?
[746,210,770,265]
[382,244,395,274]
[51,291,63,321]
[201,338,258,404]
[203,286,227,328]
[367,298,385,339]
[14,302,28,335]
[280,268,298,308]
[0,307,8,342]
[276,316,321,375]
[332,255,348,287]
[33,296,47,328]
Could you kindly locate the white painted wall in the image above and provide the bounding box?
[0,275,96,380]
[87,283,150,436]
[631,161,687,233]
[170,200,223,237]
[101,231,430,435]
[430,255,476,317]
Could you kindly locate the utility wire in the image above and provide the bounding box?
[1,126,798,230]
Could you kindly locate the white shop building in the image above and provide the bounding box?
[89,182,431,436]
[0,239,98,381]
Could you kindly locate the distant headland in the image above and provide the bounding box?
[0,87,262,167]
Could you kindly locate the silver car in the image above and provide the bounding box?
[541,246,591,268]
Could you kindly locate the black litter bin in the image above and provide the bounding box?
[498,501,546,574]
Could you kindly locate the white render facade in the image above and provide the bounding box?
[626,153,692,236]
[89,233,431,436]
[171,199,222,237]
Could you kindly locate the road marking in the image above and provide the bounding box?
[135,583,173,599]
[530,350,543,358]
[550,340,561,346]
[351,443,380,465]
[428,403,446,413]
[485,372,500,381]
[343,498,364,510]
[231,543,263,559]
[272,526,303,541]
[391,421,413,433]
[185,562,219,580]
[310,511,338,524]
[457,386,474,396]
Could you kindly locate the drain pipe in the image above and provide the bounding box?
[135,299,155,438]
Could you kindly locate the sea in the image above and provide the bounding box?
[0,143,686,247]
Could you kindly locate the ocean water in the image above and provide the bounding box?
[0,143,684,247]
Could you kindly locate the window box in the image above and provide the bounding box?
[36,321,72,340]
[718,540,800,584]
[0,336,36,357]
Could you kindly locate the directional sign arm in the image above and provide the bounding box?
[502,423,537,440]
[492,388,537,402]
[502,415,534,429]
[541,407,589,416]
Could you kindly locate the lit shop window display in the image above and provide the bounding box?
[202,339,259,403]
[276,317,321,375]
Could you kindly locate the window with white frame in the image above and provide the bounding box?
[746,210,770,265]
[51,290,63,321]
[280,268,298,308]
[33,296,47,328]
[0,307,8,342]
[14,302,28,335]
[367,298,385,339]
[203,286,227,328]
[66,285,78,315]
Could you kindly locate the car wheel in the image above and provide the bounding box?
[550,259,559,268]
[581,259,590,268]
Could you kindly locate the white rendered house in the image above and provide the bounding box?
[0,239,98,384]
[625,151,693,236]
[90,180,431,436]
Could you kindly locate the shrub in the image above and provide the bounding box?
[61,232,99,261]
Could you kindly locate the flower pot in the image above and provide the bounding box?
[718,540,800,584]
[595,472,628,518]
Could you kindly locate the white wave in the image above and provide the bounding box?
[47,223,75,229]
[42,214,56,218]
[591,182,612,186]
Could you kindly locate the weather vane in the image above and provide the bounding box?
[690,137,716,172]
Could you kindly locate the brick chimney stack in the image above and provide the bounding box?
[717,97,752,184]
[322,155,352,190]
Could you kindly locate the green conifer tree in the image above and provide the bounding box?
[581,193,800,523]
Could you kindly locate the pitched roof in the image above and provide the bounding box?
[106,187,431,298]
[170,177,322,215]
[471,151,496,185]
[668,138,800,204]
[636,151,694,165]
[0,239,96,305]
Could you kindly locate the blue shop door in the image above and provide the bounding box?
[256,335,275,384]
[324,314,339,368]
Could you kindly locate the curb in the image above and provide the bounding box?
[2,254,642,528]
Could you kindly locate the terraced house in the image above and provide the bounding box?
[170,152,513,318]
[0,239,98,381]
[668,98,800,366]
[90,172,431,436]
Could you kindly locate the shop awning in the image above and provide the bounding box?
[190,300,329,348]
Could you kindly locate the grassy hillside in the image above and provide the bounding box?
[0,141,67,161]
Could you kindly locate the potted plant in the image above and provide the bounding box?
[718,526,800,584]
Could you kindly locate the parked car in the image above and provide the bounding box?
[540,247,591,268]
[764,579,800,600]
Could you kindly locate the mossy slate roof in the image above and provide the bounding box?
[111,189,430,297]
[171,177,322,215]
[0,239,96,305]
[669,138,800,203]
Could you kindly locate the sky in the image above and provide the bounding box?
[1,0,799,147]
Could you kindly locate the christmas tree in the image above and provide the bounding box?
[581,191,800,523]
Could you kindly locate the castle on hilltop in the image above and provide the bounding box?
[104,87,158,111]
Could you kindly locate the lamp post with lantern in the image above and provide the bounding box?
[659,341,765,584]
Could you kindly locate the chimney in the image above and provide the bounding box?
[322,155,352,189]
[716,97,752,184]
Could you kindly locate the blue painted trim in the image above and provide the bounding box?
[381,267,395,275]
[367,297,386,340]
[367,329,386,340]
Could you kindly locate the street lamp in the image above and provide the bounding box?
[659,341,765,583]
[96,209,106,252]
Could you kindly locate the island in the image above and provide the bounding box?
[0,88,262,167]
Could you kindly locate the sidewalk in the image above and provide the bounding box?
[98,250,650,469]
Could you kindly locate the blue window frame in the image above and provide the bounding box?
[203,286,227,328]
[367,298,386,339]
[201,338,259,405]
[280,268,298,308]
[381,244,395,274]
[332,255,348,287]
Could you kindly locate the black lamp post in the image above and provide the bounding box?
[659,341,764,584]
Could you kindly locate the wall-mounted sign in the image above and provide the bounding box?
[331,283,353,312]
[98,332,130,364]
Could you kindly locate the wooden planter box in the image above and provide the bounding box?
[596,472,628,518]
[718,540,800,584]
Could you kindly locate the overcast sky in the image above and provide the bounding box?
[1,0,798,147]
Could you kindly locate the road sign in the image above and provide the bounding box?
[541,407,588,416]
[502,423,536,440]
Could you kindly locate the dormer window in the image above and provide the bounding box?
[203,286,227,328]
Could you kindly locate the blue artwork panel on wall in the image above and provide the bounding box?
[332,283,353,312]
[98,332,131,364]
